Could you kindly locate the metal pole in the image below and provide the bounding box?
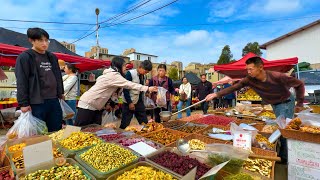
[296,64,300,79]
[95,8,100,59]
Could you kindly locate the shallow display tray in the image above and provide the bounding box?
[16,158,96,180]
[142,128,189,146]
[106,161,180,180]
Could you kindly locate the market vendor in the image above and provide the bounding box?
[75,57,157,126]
[120,60,153,129]
[149,64,175,123]
[205,56,305,163]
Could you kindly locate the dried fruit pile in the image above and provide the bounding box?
[98,133,126,142]
[143,130,185,145]
[60,132,101,150]
[80,143,137,173]
[0,169,14,180]
[81,127,104,133]
[244,158,272,178]
[180,114,203,122]
[117,137,162,149]
[116,166,176,180]
[149,151,210,179]
[194,115,234,126]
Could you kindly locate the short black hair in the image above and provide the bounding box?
[246,56,264,67]
[111,56,126,76]
[27,28,49,40]
[200,74,206,78]
[65,63,78,73]
[140,60,152,71]
[182,76,188,82]
[157,64,167,71]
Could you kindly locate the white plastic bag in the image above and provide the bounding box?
[144,96,156,108]
[6,112,48,139]
[156,87,168,108]
[102,112,117,126]
[60,100,75,120]
[297,109,320,127]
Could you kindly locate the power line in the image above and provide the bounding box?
[0,18,95,25]
[70,26,100,44]
[1,26,93,31]
[101,0,179,28]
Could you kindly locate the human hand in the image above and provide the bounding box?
[148,86,158,92]
[129,103,135,111]
[21,106,32,113]
[295,106,304,113]
[205,93,217,101]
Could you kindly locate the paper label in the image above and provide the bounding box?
[128,142,157,156]
[268,129,281,143]
[96,128,117,136]
[63,125,81,139]
[233,132,252,150]
[200,160,230,179]
[23,140,53,169]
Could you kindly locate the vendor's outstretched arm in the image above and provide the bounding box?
[206,79,247,101]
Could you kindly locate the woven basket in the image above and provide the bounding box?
[279,128,320,144]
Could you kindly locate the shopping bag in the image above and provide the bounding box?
[144,96,156,108]
[60,100,75,120]
[102,112,117,126]
[6,111,48,139]
[156,87,168,108]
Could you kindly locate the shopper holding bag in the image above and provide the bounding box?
[177,77,192,119]
[62,63,78,125]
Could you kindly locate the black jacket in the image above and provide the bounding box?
[15,49,64,107]
[196,81,213,100]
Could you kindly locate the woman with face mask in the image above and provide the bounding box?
[75,57,157,126]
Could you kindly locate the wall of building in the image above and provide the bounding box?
[265,24,320,65]
[127,53,158,62]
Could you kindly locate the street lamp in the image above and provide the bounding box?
[95,8,100,59]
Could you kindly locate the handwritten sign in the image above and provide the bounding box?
[23,140,53,169]
[63,125,81,139]
[288,164,320,179]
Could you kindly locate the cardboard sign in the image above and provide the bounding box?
[23,140,53,169]
[128,142,157,156]
[181,167,197,180]
[63,125,81,139]
[233,132,252,150]
[200,161,230,179]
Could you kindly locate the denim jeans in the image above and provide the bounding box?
[177,98,191,119]
[65,100,77,125]
[201,101,209,114]
[271,94,295,163]
[31,98,62,132]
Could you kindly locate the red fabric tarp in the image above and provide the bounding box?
[213,52,298,78]
[0,43,110,72]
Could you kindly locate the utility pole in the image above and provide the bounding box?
[95,8,100,59]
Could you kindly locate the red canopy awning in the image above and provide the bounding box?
[0,43,110,72]
[213,52,298,78]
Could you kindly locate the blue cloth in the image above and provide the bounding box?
[31,98,62,132]
[177,98,191,119]
[201,101,209,114]
[223,84,236,100]
[65,100,77,125]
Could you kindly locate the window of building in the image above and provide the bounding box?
[148,56,151,61]
[137,55,141,60]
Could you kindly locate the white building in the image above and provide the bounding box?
[260,19,320,69]
[126,52,158,62]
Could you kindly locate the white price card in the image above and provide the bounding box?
[63,125,81,139]
[23,140,53,169]
[128,142,157,156]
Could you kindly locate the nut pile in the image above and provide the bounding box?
[80,143,137,173]
[98,133,126,142]
[116,166,176,180]
[60,132,101,150]
[150,151,210,179]
[178,126,205,133]
[188,139,205,150]
[13,149,64,169]
[163,121,186,128]
[20,163,89,180]
[244,158,272,178]
[49,129,65,142]
[117,137,162,149]
[300,126,320,134]
[255,134,275,150]
[8,143,26,152]
[143,130,185,145]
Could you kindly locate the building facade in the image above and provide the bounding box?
[260,20,320,69]
[85,46,129,63]
[60,41,76,53]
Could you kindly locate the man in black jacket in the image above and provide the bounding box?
[196,74,212,114]
[15,28,63,132]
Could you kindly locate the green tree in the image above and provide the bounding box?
[242,42,263,56]
[168,67,179,81]
[217,45,233,64]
